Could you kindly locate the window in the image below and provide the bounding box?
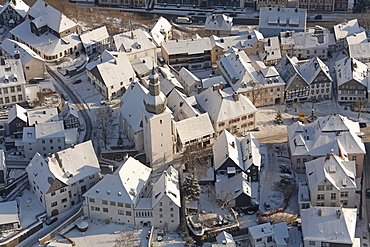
[317,194,324,200]
[170,207,173,212]
[102,200,108,205]
[256,238,262,242]
[89,175,95,179]
[297,158,301,164]
[169,201,173,206]
[103,208,108,213]
[318,185,325,191]
[51,201,57,207]
[42,140,45,144]
[352,156,357,161]
[89,198,95,203]
[267,236,273,242]
[340,191,348,197]
[170,213,174,217]
[10,87,15,93]
[309,241,315,246]
[326,185,333,191]
[95,207,100,211]
[159,208,162,212]
[91,206,94,210]
[18,95,22,101]
[118,202,123,207]
[159,202,162,206]
[118,210,124,215]
[3,88,8,94]
[331,193,336,200]
[340,200,348,206]
[125,203,131,208]
[126,211,131,216]
[159,214,163,218]
[110,201,116,206]
[60,188,66,193]
[61,198,67,203]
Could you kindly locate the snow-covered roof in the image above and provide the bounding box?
[213,130,243,171]
[0,57,26,88]
[61,101,79,120]
[35,121,65,139]
[249,222,288,243]
[280,31,329,50]
[335,57,368,87]
[333,19,363,41]
[22,126,36,143]
[209,31,264,52]
[0,150,4,172]
[150,16,172,46]
[152,166,180,208]
[131,57,155,77]
[27,0,77,33]
[348,43,370,61]
[345,31,367,46]
[157,66,184,96]
[167,89,200,121]
[8,104,27,123]
[80,26,109,49]
[26,141,100,194]
[240,133,261,171]
[306,154,356,192]
[113,29,156,53]
[204,14,233,32]
[174,113,214,143]
[215,172,251,201]
[10,19,81,57]
[162,37,212,56]
[120,82,148,133]
[216,231,235,244]
[87,51,135,88]
[64,128,78,145]
[0,39,44,65]
[0,201,19,226]
[201,76,228,90]
[178,67,200,87]
[259,7,307,31]
[287,114,366,157]
[301,207,357,244]
[0,0,29,18]
[83,157,151,205]
[27,108,59,126]
[259,36,281,62]
[195,86,257,123]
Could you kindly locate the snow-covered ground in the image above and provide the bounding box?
[18,188,45,228]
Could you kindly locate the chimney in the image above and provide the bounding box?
[131,31,134,39]
[318,208,322,217]
[336,209,342,219]
[14,50,20,60]
[114,59,117,65]
[233,92,239,101]
[220,82,224,89]
[231,141,235,148]
[197,86,203,94]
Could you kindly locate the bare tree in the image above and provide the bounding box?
[215,188,234,209]
[95,106,114,149]
[249,81,263,106]
[354,97,368,119]
[113,231,141,247]
[181,144,212,178]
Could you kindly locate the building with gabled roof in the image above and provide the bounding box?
[248,222,289,247]
[0,0,29,28]
[213,130,261,181]
[27,107,59,126]
[305,154,356,208]
[287,114,365,177]
[113,29,157,62]
[80,26,110,55]
[215,172,252,208]
[335,57,368,105]
[8,103,27,137]
[60,101,79,129]
[348,42,370,63]
[276,55,332,103]
[0,38,46,81]
[333,19,364,51]
[195,87,257,136]
[301,207,359,246]
[204,14,233,36]
[217,48,285,107]
[83,157,152,225]
[259,7,307,37]
[86,50,135,100]
[150,16,172,47]
[26,141,101,217]
[176,67,201,96]
[174,113,214,153]
[167,88,200,121]
[259,36,281,65]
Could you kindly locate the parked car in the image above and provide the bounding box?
[314,15,323,20]
[73,79,82,84]
[45,216,58,225]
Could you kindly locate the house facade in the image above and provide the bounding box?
[25,141,101,217]
[80,26,110,55]
[0,0,29,28]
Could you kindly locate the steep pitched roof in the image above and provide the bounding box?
[215,172,252,201]
[150,16,172,46]
[306,154,356,192]
[335,57,368,87]
[83,157,151,204]
[8,104,27,123]
[0,39,44,64]
[152,166,180,208]
[213,130,243,171]
[174,113,214,143]
[80,26,109,49]
[333,19,363,41]
[240,133,261,171]
[204,14,233,32]
[0,0,29,18]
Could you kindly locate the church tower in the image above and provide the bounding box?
[143,68,173,168]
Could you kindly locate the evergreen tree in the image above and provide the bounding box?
[274,110,284,125]
[182,174,201,201]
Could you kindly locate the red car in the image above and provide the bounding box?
[73,79,82,84]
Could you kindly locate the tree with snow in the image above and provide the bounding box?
[274,110,284,125]
[182,173,201,201]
